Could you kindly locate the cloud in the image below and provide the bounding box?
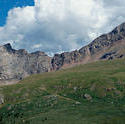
[32,43,43,49]
[0,0,125,56]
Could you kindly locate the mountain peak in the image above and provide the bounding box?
[4,43,12,49]
[3,43,15,52]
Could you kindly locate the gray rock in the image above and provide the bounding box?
[84,94,92,101]
[73,87,77,91]
[75,101,81,105]
[0,43,52,84]
[0,95,4,104]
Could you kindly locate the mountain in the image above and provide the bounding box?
[0,22,125,83]
[0,43,51,84]
[52,22,125,70]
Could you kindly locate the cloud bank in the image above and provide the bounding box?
[0,0,125,55]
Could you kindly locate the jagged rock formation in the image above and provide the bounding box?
[0,43,51,84]
[52,22,125,70]
[1,22,125,84]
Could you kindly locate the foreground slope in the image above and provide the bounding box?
[0,59,125,124]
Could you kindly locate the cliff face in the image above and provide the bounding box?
[1,22,125,84]
[0,43,52,84]
[51,22,125,70]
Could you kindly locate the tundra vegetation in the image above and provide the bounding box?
[0,59,125,124]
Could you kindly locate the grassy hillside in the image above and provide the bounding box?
[1,59,125,124]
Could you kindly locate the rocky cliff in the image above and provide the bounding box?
[51,22,125,70]
[1,22,125,84]
[0,43,52,84]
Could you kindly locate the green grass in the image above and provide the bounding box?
[1,59,125,124]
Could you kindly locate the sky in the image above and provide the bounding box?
[0,0,34,26]
[0,0,125,56]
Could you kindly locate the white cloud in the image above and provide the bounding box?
[0,0,125,55]
[32,44,43,49]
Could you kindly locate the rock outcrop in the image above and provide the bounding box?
[0,43,52,84]
[51,22,125,70]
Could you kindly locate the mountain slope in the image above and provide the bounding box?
[52,22,125,70]
[0,59,125,123]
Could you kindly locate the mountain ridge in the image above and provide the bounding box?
[52,22,125,70]
[1,22,125,84]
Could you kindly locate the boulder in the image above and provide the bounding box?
[0,95,4,105]
[84,94,92,101]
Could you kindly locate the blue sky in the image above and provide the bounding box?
[0,0,125,55]
[0,0,34,26]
